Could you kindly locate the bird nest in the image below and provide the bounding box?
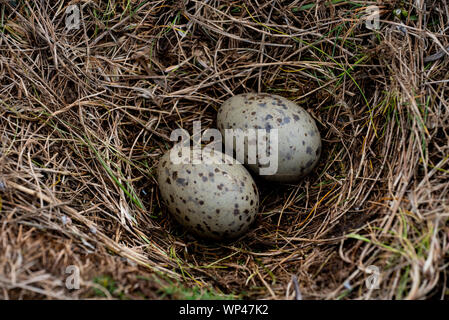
[0,0,448,299]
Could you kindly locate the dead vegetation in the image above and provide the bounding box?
[0,0,448,299]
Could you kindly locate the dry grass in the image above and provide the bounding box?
[0,0,448,300]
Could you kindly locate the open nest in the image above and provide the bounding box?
[0,0,448,299]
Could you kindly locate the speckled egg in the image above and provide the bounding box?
[156,146,259,240]
[217,93,321,182]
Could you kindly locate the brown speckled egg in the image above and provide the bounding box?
[156,146,259,240]
[217,93,321,183]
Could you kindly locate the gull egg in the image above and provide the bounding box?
[157,146,259,240]
[217,93,321,182]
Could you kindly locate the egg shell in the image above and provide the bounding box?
[156,146,259,240]
[217,93,321,182]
